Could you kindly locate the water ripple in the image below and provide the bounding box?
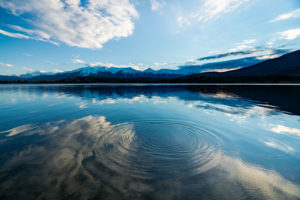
[95,120,224,179]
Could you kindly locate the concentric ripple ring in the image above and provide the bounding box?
[94,120,223,179]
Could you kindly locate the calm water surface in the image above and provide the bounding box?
[0,84,300,200]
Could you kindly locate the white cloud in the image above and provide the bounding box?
[0,29,30,39]
[0,124,36,137]
[53,69,64,73]
[229,39,256,52]
[153,62,168,66]
[77,102,87,109]
[20,67,66,74]
[92,98,116,105]
[278,28,300,40]
[89,61,142,70]
[87,61,176,71]
[264,140,293,153]
[150,0,165,11]
[0,0,138,49]
[271,125,300,136]
[271,8,300,23]
[221,156,300,199]
[241,39,256,45]
[73,59,86,64]
[0,62,14,68]
[256,54,280,60]
[177,16,191,27]
[22,67,34,72]
[2,116,300,199]
[152,62,169,69]
[178,0,248,26]
[201,67,242,73]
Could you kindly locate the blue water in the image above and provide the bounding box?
[0,84,300,200]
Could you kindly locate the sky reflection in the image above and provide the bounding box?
[0,115,299,199]
[0,84,299,200]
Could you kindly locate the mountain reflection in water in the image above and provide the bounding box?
[0,84,299,200]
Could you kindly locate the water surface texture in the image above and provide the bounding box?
[0,84,300,200]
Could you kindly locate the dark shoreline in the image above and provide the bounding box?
[1,75,300,84]
[1,83,300,86]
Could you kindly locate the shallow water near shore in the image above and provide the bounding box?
[0,84,300,200]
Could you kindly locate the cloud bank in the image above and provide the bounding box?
[0,0,138,48]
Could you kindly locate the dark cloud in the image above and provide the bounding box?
[271,48,291,55]
[198,50,261,61]
[198,48,291,61]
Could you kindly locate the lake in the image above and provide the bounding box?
[0,84,300,200]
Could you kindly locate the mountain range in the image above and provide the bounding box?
[1,50,299,83]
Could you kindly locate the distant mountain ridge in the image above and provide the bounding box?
[0,56,265,81]
[1,50,299,82]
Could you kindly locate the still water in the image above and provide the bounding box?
[0,84,300,200]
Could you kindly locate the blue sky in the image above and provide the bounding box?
[0,0,300,75]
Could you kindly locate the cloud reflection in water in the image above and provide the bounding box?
[0,115,299,200]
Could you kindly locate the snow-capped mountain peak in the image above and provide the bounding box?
[70,66,140,76]
[19,71,54,78]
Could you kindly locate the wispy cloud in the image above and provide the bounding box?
[7,25,59,45]
[77,102,87,109]
[201,67,242,73]
[197,47,290,61]
[150,0,166,11]
[194,0,248,22]
[241,39,256,44]
[0,29,30,39]
[255,54,280,60]
[0,62,14,68]
[227,39,258,53]
[0,0,138,49]
[0,124,36,137]
[73,59,86,64]
[198,49,259,61]
[271,8,300,23]
[278,28,300,40]
[152,62,168,68]
[198,40,257,61]
[74,61,172,71]
[263,140,294,153]
[22,53,33,57]
[22,67,34,72]
[53,69,64,73]
[178,0,248,26]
